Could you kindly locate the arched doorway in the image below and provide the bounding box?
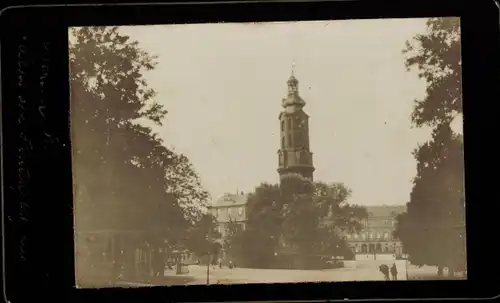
[369,243,375,253]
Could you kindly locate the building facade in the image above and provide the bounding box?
[277,74,315,181]
[208,192,249,238]
[346,205,406,258]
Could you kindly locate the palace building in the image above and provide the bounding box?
[346,205,406,258]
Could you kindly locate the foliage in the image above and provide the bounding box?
[225,220,276,268]
[403,17,462,128]
[224,176,367,268]
[313,181,368,234]
[395,125,465,269]
[395,18,466,272]
[225,183,282,268]
[70,27,212,254]
[182,214,221,258]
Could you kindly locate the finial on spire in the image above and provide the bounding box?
[291,61,296,77]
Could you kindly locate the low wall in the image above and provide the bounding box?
[343,261,357,268]
[355,253,396,261]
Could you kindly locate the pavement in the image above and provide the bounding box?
[105,262,455,286]
[184,261,458,285]
[186,261,411,285]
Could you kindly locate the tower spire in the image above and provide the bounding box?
[278,71,315,182]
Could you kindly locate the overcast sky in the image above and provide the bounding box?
[116,18,462,206]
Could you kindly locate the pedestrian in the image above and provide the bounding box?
[390,263,398,280]
[437,266,443,278]
[379,264,390,281]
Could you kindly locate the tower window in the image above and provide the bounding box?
[281,120,285,132]
[281,137,285,149]
[288,134,292,147]
[297,132,303,147]
[288,118,292,129]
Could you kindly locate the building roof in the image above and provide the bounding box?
[209,193,249,208]
[365,205,407,218]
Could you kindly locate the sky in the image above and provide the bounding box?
[116,18,462,206]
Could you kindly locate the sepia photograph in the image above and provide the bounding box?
[70,17,466,288]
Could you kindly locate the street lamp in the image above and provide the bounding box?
[206,228,213,285]
[403,253,409,280]
[206,252,211,285]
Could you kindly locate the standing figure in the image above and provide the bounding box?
[437,266,443,278]
[379,264,390,281]
[390,263,398,280]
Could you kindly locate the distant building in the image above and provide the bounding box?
[208,192,249,238]
[346,205,406,258]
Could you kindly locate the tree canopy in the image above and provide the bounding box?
[395,18,466,274]
[225,175,366,268]
[70,26,217,253]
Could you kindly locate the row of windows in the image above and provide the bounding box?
[281,118,306,132]
[350,243,397,254]
[362,219,396,227]
[215,207,244,218]
[347,231,393,241]
[217,223,245,235]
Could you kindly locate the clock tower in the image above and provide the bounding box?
[277,73,315,181]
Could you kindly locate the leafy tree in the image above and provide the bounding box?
[246,183,284,235]
[70,27,211,261]
[224,176,367,269]
[313,182,367,235]
[182,213,221,258]
[403,17,461,128]
[395,17,466,276]
[281,180,367,267]
[225,220,276,268]
[225,183,282,268]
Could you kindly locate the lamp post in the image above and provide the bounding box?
[206,252,210,285]
[403,253,409,280]
[206,228,212,285]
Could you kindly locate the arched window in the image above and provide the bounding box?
[281,120,285,132]
[288,118,292,129]
[297,132,303,148]
[288,134,292,147]
[281,137,285,149]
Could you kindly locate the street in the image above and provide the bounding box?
[185,260,420,285]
